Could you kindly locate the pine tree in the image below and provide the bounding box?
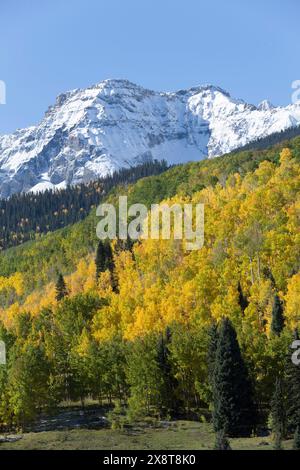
[156,327,179,417]
[263,267,276,288]
[285,329,300,433]
[213,317,256,437]
[95,241,118,291]
[104,242,114,271]
[95,241,106,281]
[55,273,68,302]
[293,425,300,450]
[271,378,286,449]
[114,237,133,254]
[271,294,284,336]
[105,242,118,292]
[237,282,248,313]
[214,429,231,450]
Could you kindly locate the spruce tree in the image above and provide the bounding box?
[55,273,68,302]
[213,317,256,437]
[271,294,284,336]
[263,266,276,288]
[95,241,106,281]
[270,378,286,449]
[104,242,114,271]
[237,282,249,313]
[156,327,179,417]
[105,242,118,292]
[285,329,300,433]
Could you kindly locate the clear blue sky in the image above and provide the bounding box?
[0,0,299,134]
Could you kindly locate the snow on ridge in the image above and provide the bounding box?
[0,79,299,198]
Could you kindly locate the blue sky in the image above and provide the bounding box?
[0,0,299,134]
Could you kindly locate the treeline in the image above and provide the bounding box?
[235,124,300,153]
[0,160,168,250]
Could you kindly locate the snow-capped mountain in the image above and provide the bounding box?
[0,79,300,198]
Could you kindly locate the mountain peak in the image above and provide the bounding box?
[172,83,230,98]
[0,79,299,198]
[92,79,149,96]
[258,99,275,111]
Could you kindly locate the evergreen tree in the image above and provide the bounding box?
[263,267,276,288]
[285,329,300,432]
[156,327,179,417]
[214,429,231,450]
[114,237,133,254]
[104,242,114,271]
[55,273,68,302]
[237,282,249,313]
[95,241,106,281]
[271,294,284,336]
[95,240,118,291]
[105,242,118,292]
[293,425,300,450]
[271,378,286,449]
[213,317,256,437]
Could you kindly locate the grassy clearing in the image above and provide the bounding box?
[0,421,293,450]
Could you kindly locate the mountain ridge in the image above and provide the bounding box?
[1,78,300,198]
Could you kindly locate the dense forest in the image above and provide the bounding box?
[0,138,299,448]
[0,160,168,250]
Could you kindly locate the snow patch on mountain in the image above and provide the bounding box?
[0,79,299,198]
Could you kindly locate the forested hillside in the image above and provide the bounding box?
[0,160,168,250]
[1,135,300,286]
[0,138,299,447]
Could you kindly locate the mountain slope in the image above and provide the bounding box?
[0,134,299,293]
[0,145,299,433]
[0,160,168,250]
[1,79,300,197]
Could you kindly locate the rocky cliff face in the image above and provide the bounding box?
[0,79,299,198]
